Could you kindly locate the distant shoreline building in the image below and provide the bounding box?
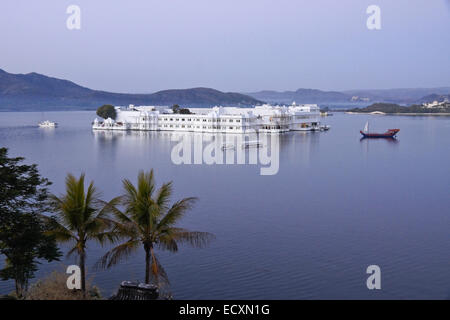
[92,103,322,133]
[422,99,449,109]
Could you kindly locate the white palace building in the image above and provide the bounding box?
[92,103,326,134]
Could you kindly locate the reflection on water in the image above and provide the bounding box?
[359,137,399,143]
[92,130,320,175]
[359,137,399,157]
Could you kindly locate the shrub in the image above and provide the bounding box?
[25,271,101,300]
[96,104,117,120]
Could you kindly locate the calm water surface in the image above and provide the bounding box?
[0,111,449,299]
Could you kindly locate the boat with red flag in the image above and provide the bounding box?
[360,121,399,138]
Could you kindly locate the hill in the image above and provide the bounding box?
[0,69,263,110]
[415,94,450,104]
[246,88,350,104]
[343,87,450,104]
[247,87,450,105]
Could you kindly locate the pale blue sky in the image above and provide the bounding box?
[1,0,449,93]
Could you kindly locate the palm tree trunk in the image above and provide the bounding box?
[15,279,21,299]
[79,250,86,296]
[144,244,151,284]
[150,246,159,286]
[14,270,25,298]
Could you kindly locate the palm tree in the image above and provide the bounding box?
[97,170,214,286]
[48,173,119,295]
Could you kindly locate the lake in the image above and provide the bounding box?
[0,111,449,299]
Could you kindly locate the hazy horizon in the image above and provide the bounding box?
[1,0,449,93]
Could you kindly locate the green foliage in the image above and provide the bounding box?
[48,173,120,294]
[0,148,61,298]
[171,104,193,114]
[96,170,214,288]
[96,104,117,120]
[179,108,192,114]
[171,104,180,113]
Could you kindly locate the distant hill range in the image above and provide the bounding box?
[0,69,262,110]
[247,87,450,105]
[415,94,450,104]
[246,89,349,104]
[1,68,448,111]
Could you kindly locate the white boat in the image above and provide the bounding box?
[242,141,264,149]
[221,144,235,150]
[38,120,58,128]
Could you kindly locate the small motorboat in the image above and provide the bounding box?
[308,123,330,132]
[242,141,264,149]
[38,120,58,128]
[221,144,235,150]
[360,121,399,138]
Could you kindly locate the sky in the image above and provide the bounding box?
[0,0,449,93]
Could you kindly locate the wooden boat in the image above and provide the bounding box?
[360,121,399,138]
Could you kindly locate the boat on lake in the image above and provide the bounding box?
[242,141,264,149]
[38,120,58,128]
[221,144,236,150]
[360,121,399,138]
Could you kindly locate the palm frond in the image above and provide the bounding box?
[45,218,77,243]
[137,170,155,200]
[149,251,170,286]
[154,181,173,212]
[157,197,197,229]
[66,245,80,259]
[122,178,138,215]
[83,180,100,222]
[95,196,123,219]
[95,239,140,270]
[156,234,179,252]
[171,228,215,248]
[93,229,122,245]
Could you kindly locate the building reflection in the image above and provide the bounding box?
[92,129,321,170]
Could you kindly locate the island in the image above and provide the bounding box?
[346,102,450,115]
